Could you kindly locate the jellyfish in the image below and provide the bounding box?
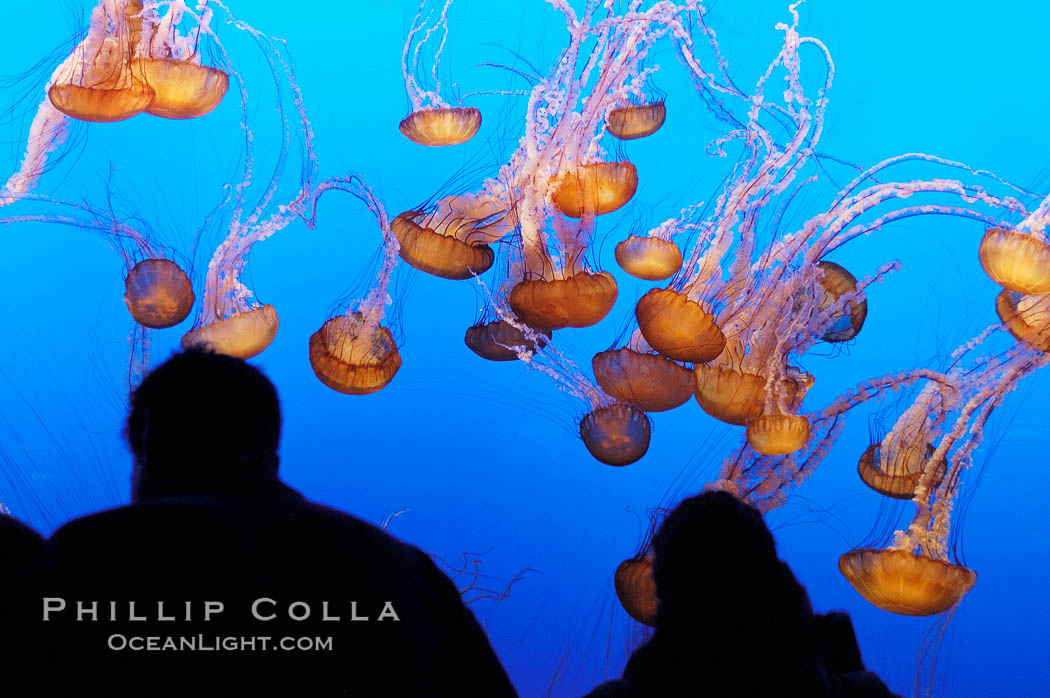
[978,227,1050,296]
[482,294,652,467]
[614,219,684,281]
[132,0,230,120]
[181,6,317,358]
[592,336,695,413]
[0,195,195,330]
[399,0,480,146]
[47,0,154,123]
[465,320,551,362]
[391,192,516,280]
[607,101,666,141]
[614,556,658,626]
[124,258,195,329]
[549,161,639,219]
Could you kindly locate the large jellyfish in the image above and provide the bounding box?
[301,177,404,396]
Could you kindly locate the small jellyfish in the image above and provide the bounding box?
[694,364,813,426]
[399,107,482,147]
[606,101,666,141]
[48,0,155,123]
[508,271,618,330]
[615,235,683,281]
[399,0,480,146]
[392,210,495,280]
[838,549,976,616]
[995,290,1050,353]
[815,261,867,342]
[857,442,941,500]
[614,556,658,626]
[592,347,694,412]
[978,228,1050,295]
[123,258,195,329]
[464,320,550,362]
[309,314,401,395]
[635,288,725,363]
[745,414,810,456]
[181,304,279,359]
[579,403,652,467]
[550,162,638,218]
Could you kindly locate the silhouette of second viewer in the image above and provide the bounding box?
[27,348,516,697]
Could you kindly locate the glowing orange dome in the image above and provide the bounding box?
[745,414,810,455]
[123,258,195,329]
[607,101,666,140]
[579,403,651,466]
[551,162,638,218]
[694,365,812,426]
[134,59,229,119]
[49,79,154,123]
[309,315,401,395]
[392,212,495,280]
[614,557,658,626]
[508,272,618,330]
[615,236,683,281]
[839,549,976,616]
[816,261,867,342]
[592,348,694,412]
[996,290,1050,353]
[856,442,941,500]
[181,305,278,359]
[464,320,551,361]
[399,107,481,146]
[635,288,725,363]
[978,228,1050,295]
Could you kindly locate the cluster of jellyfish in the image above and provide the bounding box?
[4,0,1050,654]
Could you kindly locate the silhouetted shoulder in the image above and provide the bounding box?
[0,513,42,569]
[36,483,517,697]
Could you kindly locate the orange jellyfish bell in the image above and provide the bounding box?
[551,162,638,218]
[978,228,1050,295]
[134,58,229,119]
[508,272,618,330]
[464,320,551,362]
[995,290,1050,353]
[745,414,810,456]
[838,549,977,616]
[856,442,940,500]
[615,236,683,281]
[579,403,651,466]
[123,258,195,329]
[398,106,481,146]
[392,212,495,280]
[607,101,666,140]
[592,348,694,412]
[48,0,155,123]
[181,305,279,359]
[694,365,813,426]
[614,557,658,626]
[816,261,868,342]
[635,288,725,363]
[309,314,401,395]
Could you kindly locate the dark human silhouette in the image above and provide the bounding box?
[0,513,43,635]
[585,491,900,698]
[19,348,517,697]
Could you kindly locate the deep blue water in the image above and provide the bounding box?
[1,2,1048,696]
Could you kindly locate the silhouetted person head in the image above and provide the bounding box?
[125,347,281,502]
[620,490,828,696]
[651,489,781,624]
